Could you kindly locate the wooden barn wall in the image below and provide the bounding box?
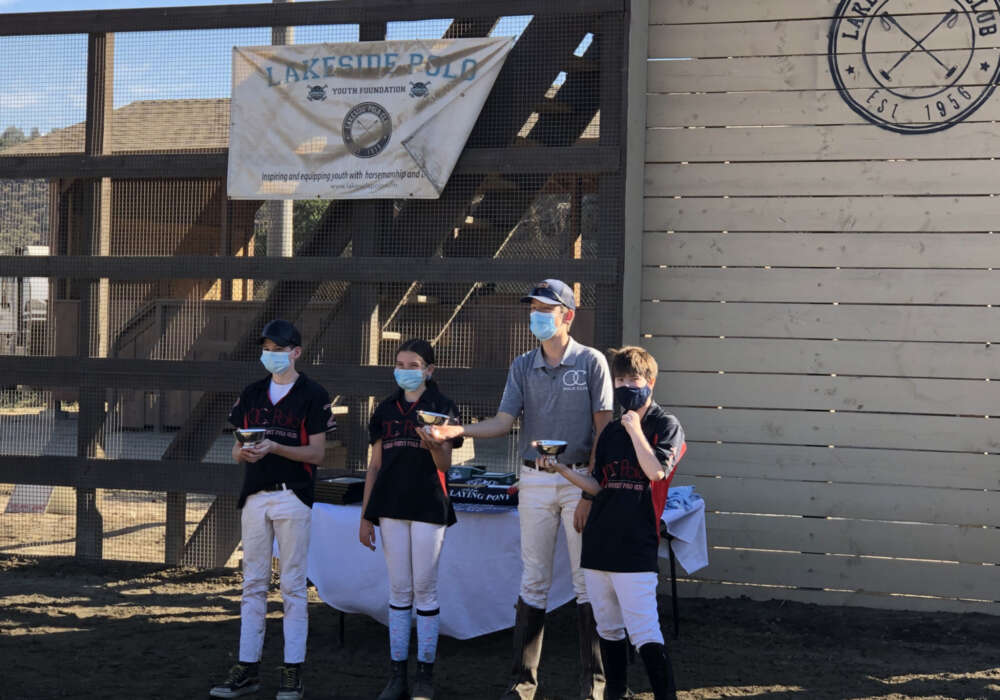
[643,0,1000,613]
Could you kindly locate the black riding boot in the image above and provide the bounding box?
[577,603,605,699]
[599,637,629,700]
[412,661,434,700]
[500,597,546,700]
[638,643,677,700]
[377,659,409,700]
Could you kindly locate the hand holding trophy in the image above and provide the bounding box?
[234,427,268,462]
[234,427,267,446]
[416,410,451,432]
[532,439,568,472]
[416,410,454,447]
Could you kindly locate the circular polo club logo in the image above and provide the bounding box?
[830,0,1000,133]
[342,102,392,158]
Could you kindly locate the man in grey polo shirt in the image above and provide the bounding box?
[432,279,612,700]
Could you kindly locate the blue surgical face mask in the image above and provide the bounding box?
[614,384,652,412]
[529,310,559,341]
[261,350,292,375]
[394,368,426,392]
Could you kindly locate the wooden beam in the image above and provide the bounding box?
[343,201,389,467]
[178,495,240,568]
[0,255,618,282]
[622,0,647,345]
[0,456,241,495]
[595,16,627,352]
[0,147,619,180]
[0,0,621,36]
[75,31,114,561]
[444,17,499,37]
[0,356,508,398]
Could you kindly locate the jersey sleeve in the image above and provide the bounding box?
[305,385,333,436]
[496,359,525,418]
[650,414,685,467]
[368,401,386,445]
[227,388,249,429]
[590,425,608,482]
[589,351,614,413]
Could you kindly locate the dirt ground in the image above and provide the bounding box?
[2,556,1000,700]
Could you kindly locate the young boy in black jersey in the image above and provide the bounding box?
[210,319,333,700]
[540,346,683,700]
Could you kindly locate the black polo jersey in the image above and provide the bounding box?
[228,372,333,508]
[363,382,461,527]
[581,402,685,573]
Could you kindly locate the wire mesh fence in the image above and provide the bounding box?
[0,1,626,567]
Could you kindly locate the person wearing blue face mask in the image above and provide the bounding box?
[539,346,686,700]
[430,279,613,700]
[360,339,462,700]
[211,319,334,700]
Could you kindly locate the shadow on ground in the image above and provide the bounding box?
[1,556,999,699]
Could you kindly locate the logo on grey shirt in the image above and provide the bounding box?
[562,369,588,390]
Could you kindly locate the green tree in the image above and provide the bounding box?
[0,179,48,254]
[0,126,51,254]
[0,126,27,150]
[293,199,328,253]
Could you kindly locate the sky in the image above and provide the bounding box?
[1,0,265,11]
[0,1,537,135]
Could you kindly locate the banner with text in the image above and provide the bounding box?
[228,37,514,200]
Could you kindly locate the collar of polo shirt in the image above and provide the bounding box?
[531,336,583,369]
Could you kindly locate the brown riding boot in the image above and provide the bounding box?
[577,602,606,700]
[500,597,546,700]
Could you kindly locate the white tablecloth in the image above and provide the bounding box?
[659,496,709,574]
[291,495,708,640]
[304,503,574,640]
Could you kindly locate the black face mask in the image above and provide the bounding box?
[614,385,651,412]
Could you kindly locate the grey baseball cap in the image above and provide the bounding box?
[520,279,576,310]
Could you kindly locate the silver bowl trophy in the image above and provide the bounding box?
[533,440,568,472]
[416,410,452,434]
[234,428,267,446]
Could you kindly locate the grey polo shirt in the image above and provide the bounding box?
[497,336,613,466]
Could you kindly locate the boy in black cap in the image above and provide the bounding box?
[210,319,333,700]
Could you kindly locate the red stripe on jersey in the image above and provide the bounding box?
[650,435,685,541]
[300,421,314,477]
[438,470,447,495]
[650,478,670,542]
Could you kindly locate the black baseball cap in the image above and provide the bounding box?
[259,319,302,347]
[520,279,576,310]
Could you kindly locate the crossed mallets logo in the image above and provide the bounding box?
[829,1,1000,134]
[877,10,960,83]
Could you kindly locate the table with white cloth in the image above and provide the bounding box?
[287,492,708,640]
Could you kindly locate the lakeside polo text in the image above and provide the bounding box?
[264,51,479,87]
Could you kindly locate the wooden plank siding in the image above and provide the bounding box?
[648,338,1000,379]
[647,92,1000,128]
[645,199,1000,232]
[644,0,1000,612]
